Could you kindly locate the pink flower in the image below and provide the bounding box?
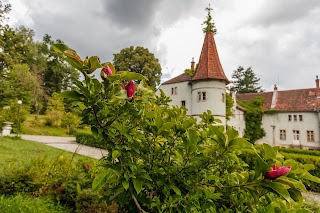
[125,80,136,98]
[101,66,112,80]
[265,165,291,180]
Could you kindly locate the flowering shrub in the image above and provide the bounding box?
[53,43,320,212]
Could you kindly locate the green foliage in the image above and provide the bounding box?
[54,43,319,212]
[240,97,266,143]
[232,66,262,93]
[184,68,195,77]
[226,93,233,120]
[46,93,65,127]
[202,4,217,34]
[61,112,81,135]
[75,132,104,148]
[0,24,79,111]
[47,92,65,112]
[0,194,71,213]
[113,46,162,89]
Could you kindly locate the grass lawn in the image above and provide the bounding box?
[0,137,94,168]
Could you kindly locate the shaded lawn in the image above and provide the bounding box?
[0,137,95,168]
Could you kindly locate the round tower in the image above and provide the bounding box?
[191,31,229,125]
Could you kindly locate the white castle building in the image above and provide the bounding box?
[159,29,320,150]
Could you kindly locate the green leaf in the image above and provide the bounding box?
[182,120,193,129]
[228,138,252,148]
[51,43,75,54]
[61,91,83,100]
[301,172,320,183]
[187,129,199,143]
[303,164,315,171]
[92,169,117,191]
[226,127,238,143]
[170,185,181,195]
[88,56,102,74]
[264,182,291,202]
[112,150,121,160]
[288,189,303,205]
[133,179,143,194]
[122,180,129,190]
[159,122,175,132]
[263,143,276,160]
[118,71,147,81]
[139,173,152,181]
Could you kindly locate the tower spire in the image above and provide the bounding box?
[192,6,229,84]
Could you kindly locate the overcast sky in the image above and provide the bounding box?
[5,0,320,91]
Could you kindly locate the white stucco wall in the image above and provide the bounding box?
[257,112,320,149]
[159,82,192,115]
[228,107,246,137]
[191,80,226,125]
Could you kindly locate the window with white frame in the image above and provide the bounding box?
[181,100,186,107]
[299,115,303,121]
[197,91,207,102]
[307,130,315,142]
[293,115,297,122]
[293,130,300,140]
[288,115,292,121]
[280,130,286,140]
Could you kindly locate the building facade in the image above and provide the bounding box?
[159,29,320,149]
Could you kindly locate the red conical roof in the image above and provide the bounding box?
[192,31,230,84]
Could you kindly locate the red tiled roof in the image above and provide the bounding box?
[162,73,191,85]
[237,88,319,112]
[237,92,273,110]
[275,88,317,111]
[192,32,230,84]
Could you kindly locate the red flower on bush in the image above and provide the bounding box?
[101,66,112,80]
[125,80,136,98]
[265,165,291,180]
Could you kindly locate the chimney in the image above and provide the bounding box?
[271,84,278,109]
[274,84,278,91]
[191,57,195,70]
[316,75,319,89]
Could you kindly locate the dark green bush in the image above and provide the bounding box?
[279,147,320,157]
[75,132,105,149]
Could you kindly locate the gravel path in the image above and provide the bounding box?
[21,135,108,159]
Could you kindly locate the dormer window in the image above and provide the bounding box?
[198,91,207,102]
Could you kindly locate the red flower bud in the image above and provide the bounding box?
[125,80,136,98]
[265,165,291,180]
[101,66,112,80]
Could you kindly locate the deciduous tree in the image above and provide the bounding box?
[113,46,161,89]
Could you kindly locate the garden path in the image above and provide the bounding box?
[21,135,107,159]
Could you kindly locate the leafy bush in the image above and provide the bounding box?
[54,43,320,212]
[0,155,99,211]
[45,110,64,127]
[240,148,320,193]
[62,112,81,135]
[75,132,104,148]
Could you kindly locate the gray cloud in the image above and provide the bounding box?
[8,0,320,90]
